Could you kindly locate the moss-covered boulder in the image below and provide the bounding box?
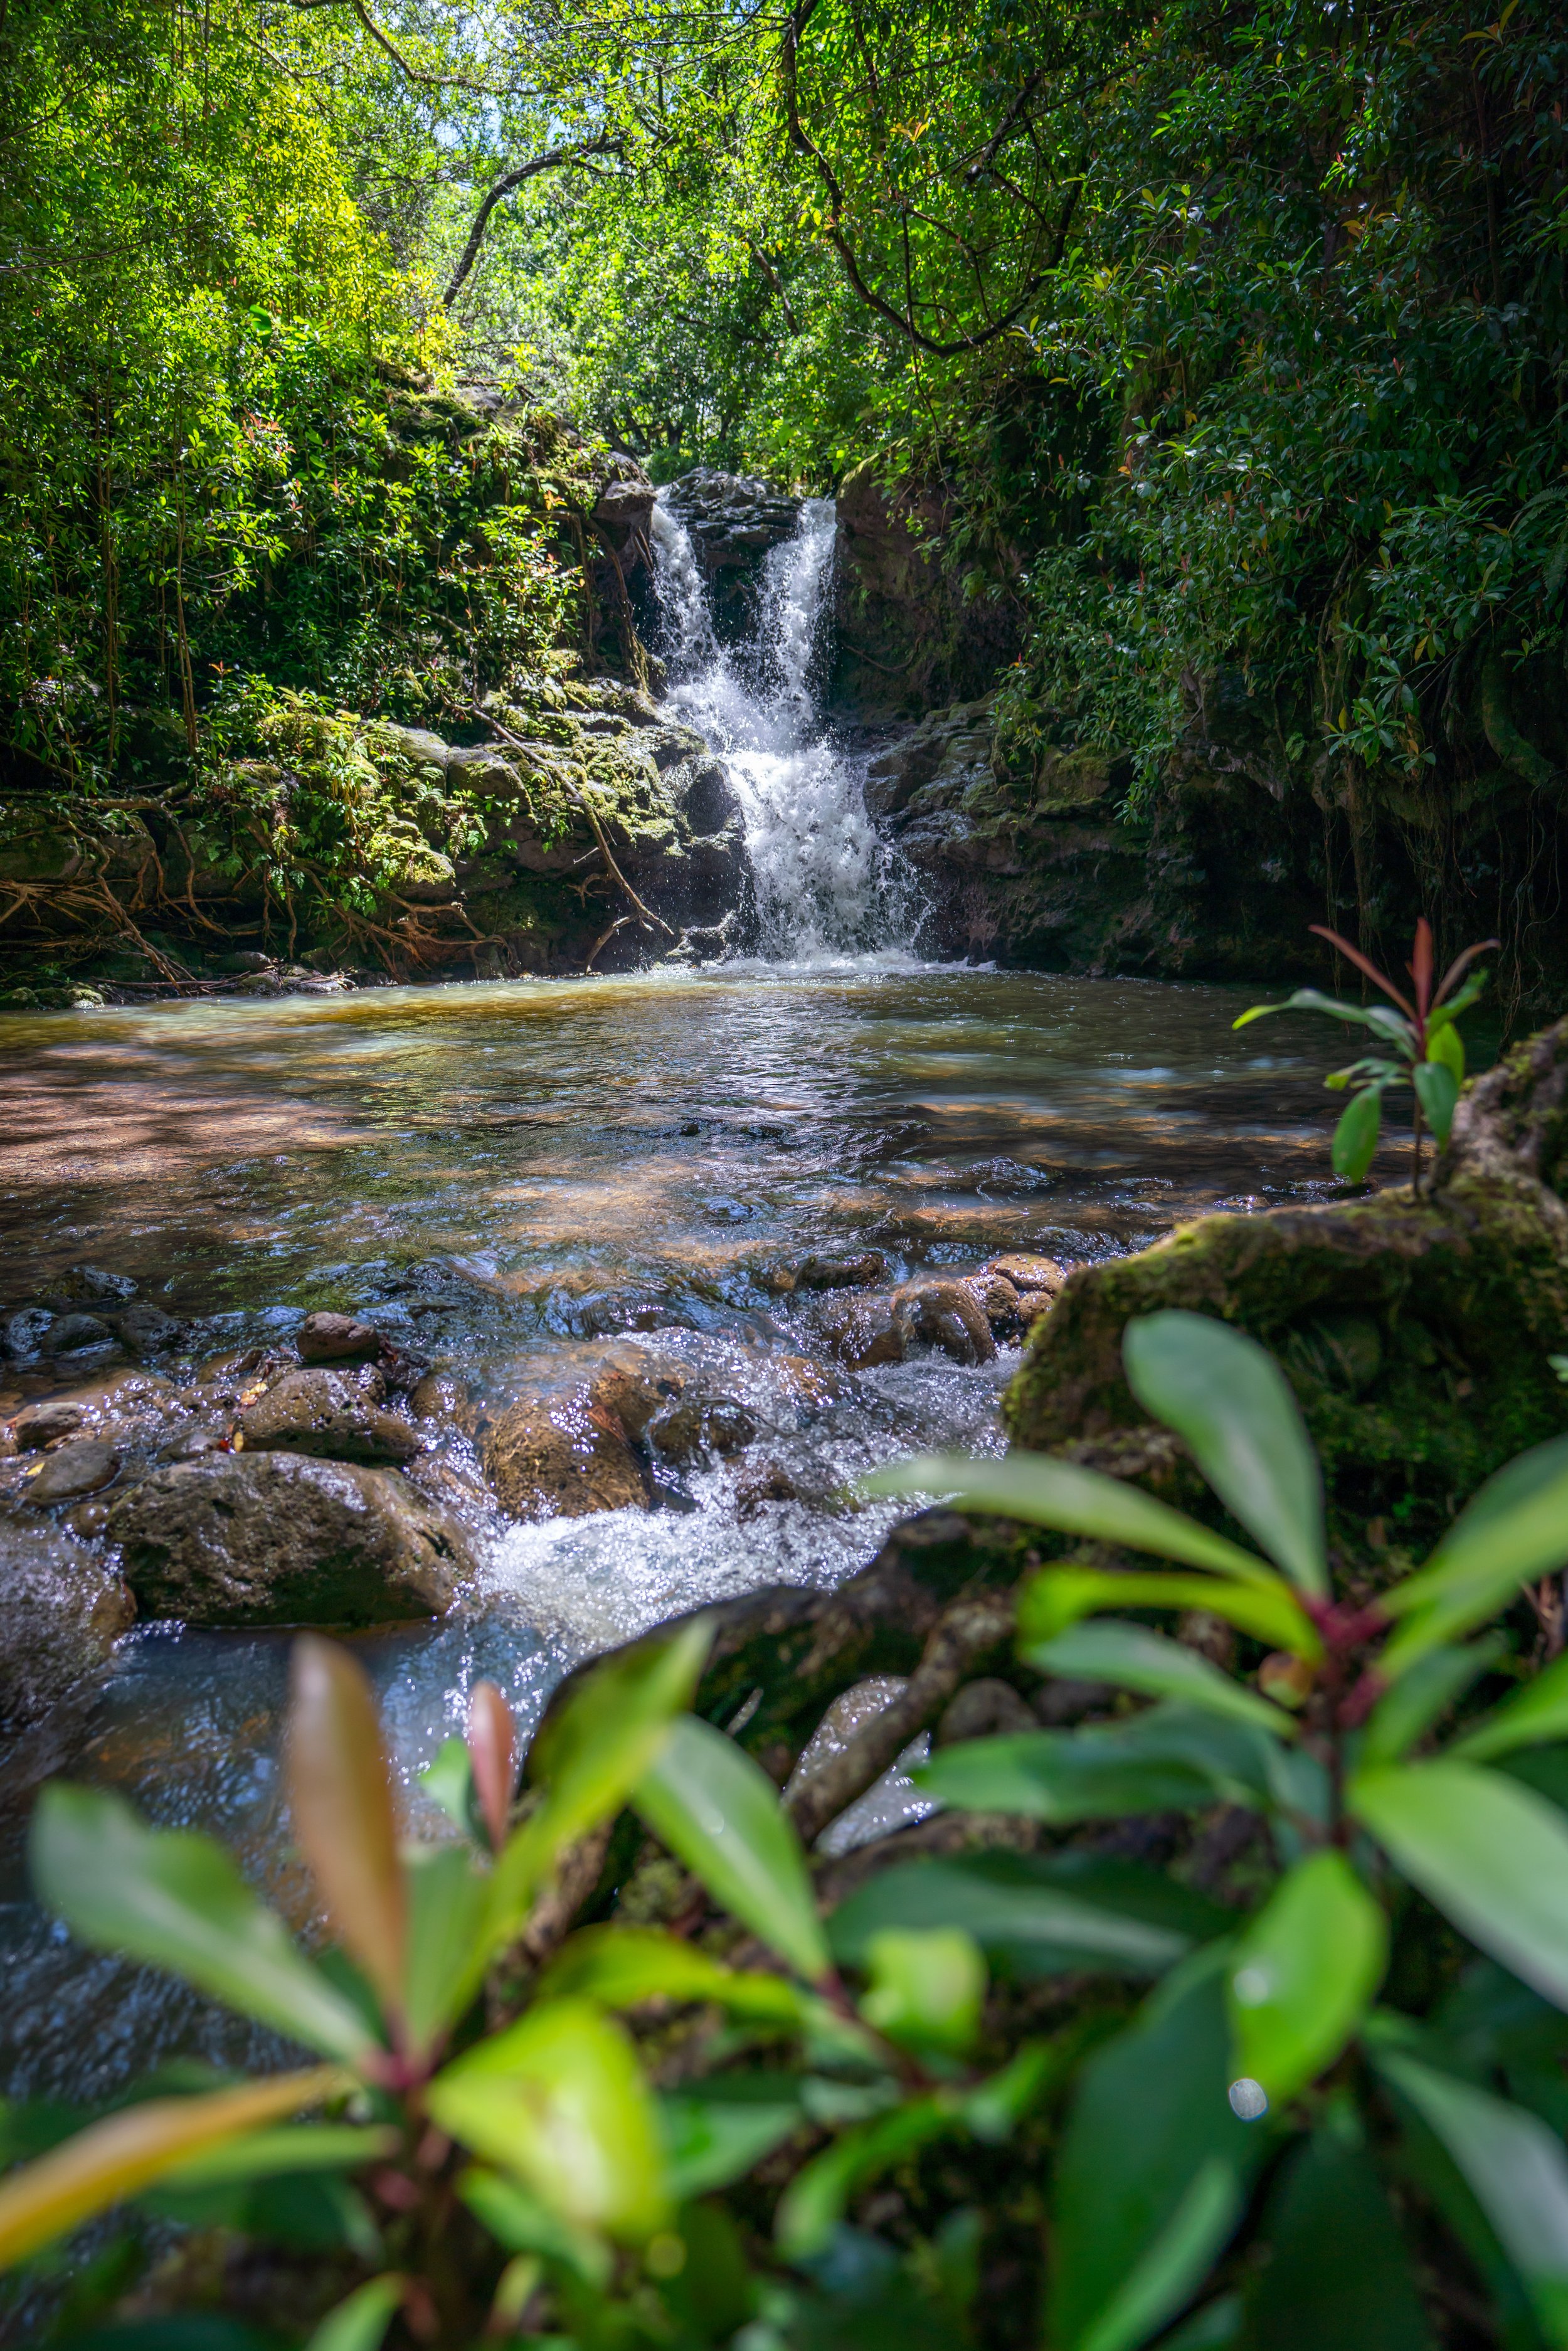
[1004,1018,1568,1536]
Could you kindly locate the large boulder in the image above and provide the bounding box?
[104,1452,473,1625]
[235,1368,421,1467]
[483,1389,650,1520]
[1004,1017,1568,1541]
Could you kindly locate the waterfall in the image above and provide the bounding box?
[650,495,918,962]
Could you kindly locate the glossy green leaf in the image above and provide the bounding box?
[1375,2049,1568,2345]
[1234,990,1411,1045]
[634,1713,830,1983]
[827,1851,1224,1980]
[1361,1639,1503,1765]
[482,1616,713,1977]
[916,1705,1284,1823]
[155,2123,396,2190]
[0,2067,343,2271]
[418,1736,480,1843]
[1123,1312,1328,1596]
[29,1786,374,2062]
[304,2275,404,2351]
[1380,1435,1568,1672]
[1019,1567,1321,1658]
[1051,1954,1261,2351]
[1227,1852,1387,2103]
[1241,2127,1430,2350]
[863,1450,1277,1585]
[859,1928,985,2057]
[456,2165,612,2288]
[427,1995,668,2242]
[400,1842,492,2056]
[959,2039,1058,2141]
[1025,1621,1296,1735]
[1426,1021,1466,1084]
[659,2076,807,2200]
[1412,1058,1459,1145]
[1453,1648,1568,1763]
[285,1637,406,2027]
[538,1924,806,2022]
[1352,1761,1568,2010]
[1332,1085,1384,1182]
[775,2098,955,2261]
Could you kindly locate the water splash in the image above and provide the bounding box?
[650,495,919,961]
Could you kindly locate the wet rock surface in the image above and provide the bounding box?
[235,1367,421,1466]
[103,1451,473,1625]
[0,1521,135,1739]
[483,1390,652,1520]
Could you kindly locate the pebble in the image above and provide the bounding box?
[23,1440,122,1503]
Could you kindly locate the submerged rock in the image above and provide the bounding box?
[818,1278,997,1369]
[484,1390,650,1520]
[235,1367,421,1467]
[105,1452,471,1625]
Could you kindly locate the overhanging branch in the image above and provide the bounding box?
[443,135,622,307]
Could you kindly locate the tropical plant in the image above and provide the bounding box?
[868,1307,1568,2348]
[1234,918,1498,1191]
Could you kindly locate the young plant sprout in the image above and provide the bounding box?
[1234,919,1497,1194]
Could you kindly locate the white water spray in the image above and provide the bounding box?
[650,494,918,961]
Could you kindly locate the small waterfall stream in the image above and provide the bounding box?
[650,496,919,962]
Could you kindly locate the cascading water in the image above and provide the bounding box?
[650,495,919,961]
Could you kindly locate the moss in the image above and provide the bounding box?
[1004,1157,1568,1546]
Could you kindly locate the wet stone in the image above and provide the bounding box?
[901,1280,998,1366]
[936,1677,1038,1745]
[235,1367,422,1467]
[23,1439,122,1503]
[112,1302,186,1356]
[49,1265,138,1307]
[984,1253,1067,1297]
[8,1399,88,1451]
[965,1271,1020,1334]
[105,1451,471,1626]
[1014,1290,1058,1332]
[820,1293,909,1370]
[39,1313,115,1358]
[296,1310,382,1364]
[0,1520,135,1738]
[484,1391,650,1520]
[1,1307,55,1361]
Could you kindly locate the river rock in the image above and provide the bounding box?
[767,1250,888,1295]
[112,1303,187,1357]
[1,1307,55,1359]
[104,1453,472,1625]
[38,1313,115,1358]
[235,1369,422,1466]
[965,1271,1020,1334]
[23,1440,122,1503]
[986,1253,1067,1295]
[484,1391,650,1520]
[49,1265,138,1307]
[0,1521,135,1739]
[901,1279,997,1366]
[588,1360,686,1443]
[820,1292,909,1369]
[296,1311,382,1364]
[8,1399,88,1450]
[1014,1290,1059,1332]
[645,1394,758,1464]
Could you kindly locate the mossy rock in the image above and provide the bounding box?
[1004,1017,1568,1538]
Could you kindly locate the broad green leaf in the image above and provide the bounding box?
[418,1736,480,1843]
[827,1851,1225,1980]
[1427,971,1488,1035]
[1051,1953,1262,2351]
[1333,1086,1384,1183]
[1123,1312,1328,1597]
[859,1928,986,2057]
[1352,1761,1568,2010]
[0,2066,342,2270]
[1025,1622,1296,1735]
[863,1451,1278,1586]
[484,1618,714,1964]
[156,2123,396,2190]
[1413,1058,1459,1145]
[634,1713,830,1982]
[285,1637,406,2025]
[1380,1436,1568,1672]
[29,1786,375,2062]
[1362,1639,1503,1765]
[1234,990,1411,1045]
[775,2098,955,2261]
[1375,2049,1568,2345]
[456,2165,612,2287]
[305,2275,404,2351]
[427,1995,668,2242]
[400,1842,492,2056]
[1454,1650,1568,1764]
[960,2040,1059,2140]
[538,1924,806,2022]
[1019,1567,1321,1659]
[1426,1021,1466,1083]
[1241,2127,1429,2350]
[916,1706,1285,1824]
[659,2076,807,2200]
[1226,1852,1387,2103]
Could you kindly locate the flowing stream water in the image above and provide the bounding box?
[0,498,1365,2115]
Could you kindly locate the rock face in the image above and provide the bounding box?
[235,1369,421,1467]
[868,693,1326,980]
[105,1453,472,1625]
[1004,1017,1568,1538]
[662,468,802,635]
[832,465,1020,721]
[483,1391,651,1520]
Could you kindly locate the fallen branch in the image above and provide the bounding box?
[472,703,675,940]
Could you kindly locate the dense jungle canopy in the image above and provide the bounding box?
[1,0,1565,995]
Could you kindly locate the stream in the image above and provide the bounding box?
[0,495,1362,2113]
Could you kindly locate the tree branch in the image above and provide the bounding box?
[443,135,622,307]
